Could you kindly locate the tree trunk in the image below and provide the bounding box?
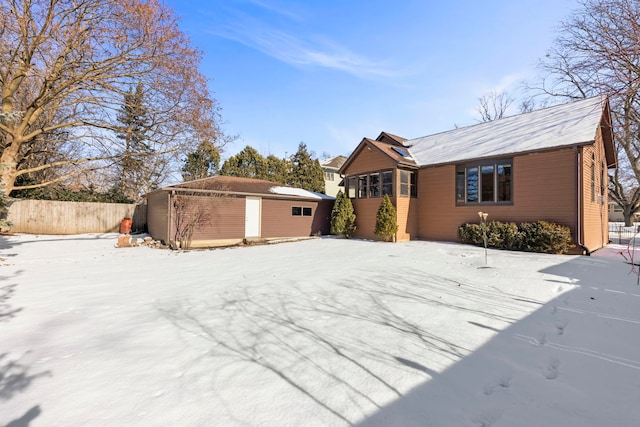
[0,140,20,196]
[623,211,634,227]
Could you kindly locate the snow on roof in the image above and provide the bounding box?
[407,96,605,166]
[270,186,335,200]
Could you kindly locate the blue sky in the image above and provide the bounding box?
[164,0,579,161]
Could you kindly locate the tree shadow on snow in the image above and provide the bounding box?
[4,405,41,427]
[157,264,567,425]
[0,353,51,402]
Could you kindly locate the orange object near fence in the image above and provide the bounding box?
[120,218,132,234]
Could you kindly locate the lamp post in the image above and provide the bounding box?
[478,211,489,265]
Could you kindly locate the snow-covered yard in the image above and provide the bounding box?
[1,234,639,426]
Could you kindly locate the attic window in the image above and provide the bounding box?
[392,147,410,157]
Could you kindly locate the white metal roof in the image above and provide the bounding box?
[407,96,605,166]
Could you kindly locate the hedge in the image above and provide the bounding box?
[458,220,573,254]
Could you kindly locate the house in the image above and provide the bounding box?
[145,176,334,248]
[339,96,616,253]
[320,155,347,197]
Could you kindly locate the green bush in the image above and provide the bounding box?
[374,194,398,242]
[458,220,573,254]
[518,221,573,254]
[330,190,356,238]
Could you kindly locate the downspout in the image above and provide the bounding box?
[576,147,590,255]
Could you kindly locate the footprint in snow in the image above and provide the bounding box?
[483,374,512,395]
[471,409,502,427]
[542,358,560,380]
[554,319,569,335]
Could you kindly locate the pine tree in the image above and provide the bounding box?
[219,146,268,179]
[116,83,154,201]
[266,154,289,185]
[374,194,398,242]
[330,190,356,238]
[289,142,325,193]
[182,141,220,181]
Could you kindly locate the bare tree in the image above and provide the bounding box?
[527,0,640,225]
[0,0,224,197]
[170,182,230,250]
[476,90,515,122]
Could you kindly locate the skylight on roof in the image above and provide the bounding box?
[392,147,410,157]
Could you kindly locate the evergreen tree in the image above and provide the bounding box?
[374,194,398,242]
[266,154,289,185]
[288,142,325,193]
[219,146,268,179]
[182,141,220,181]
[116,83,154,200]
[330,190,356,238]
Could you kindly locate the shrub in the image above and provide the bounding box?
[330,190,356,238]
[374,194,399,242]
[518,220,573,254]
[458,220,573,254]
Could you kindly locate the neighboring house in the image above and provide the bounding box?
[339,97,616,253]
[320,155,347,197]
[145,176,334,248]
[608,201,637,223]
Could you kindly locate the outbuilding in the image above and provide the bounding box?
[145,176,334,248]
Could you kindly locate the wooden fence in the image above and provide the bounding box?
[6,199,146,234]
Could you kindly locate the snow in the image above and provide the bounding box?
[407,96,605,166]
[1,233,639,426]
[269,186,335,200]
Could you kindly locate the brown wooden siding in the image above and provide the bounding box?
[261,199,333,238]
[352,198,381,240]
[167,194,245,243]
[581,130,609,251]
[148,191,333,247]
[342,145,396,175]
[395,196,418,241]
[146,191,169,243]
[418,149,579,242]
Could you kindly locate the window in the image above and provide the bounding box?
[345,170,394,198]
[347,176,356,198]
[400,170,417,197]
[324,171,334,181]
[591,153,595,202]
[600,161,605,201]
[456,160,512,204]
[358,175,368,198]
[369,172,380,197]
[382,171,393,196]
[497,164,512,201]
[292,206,312,216]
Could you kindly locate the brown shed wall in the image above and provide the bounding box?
[261,198,333,238]
[581,130,609,251]
[418,149,579,242]
[146,191,169,243]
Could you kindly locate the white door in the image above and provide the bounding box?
[245,197,261,238]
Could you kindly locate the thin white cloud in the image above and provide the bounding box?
[215,17,398,79]
[245,0,304,22]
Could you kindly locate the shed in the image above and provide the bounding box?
[146,176,334,248]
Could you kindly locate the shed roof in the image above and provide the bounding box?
[163,176,334,200]
[407,96,611,167]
